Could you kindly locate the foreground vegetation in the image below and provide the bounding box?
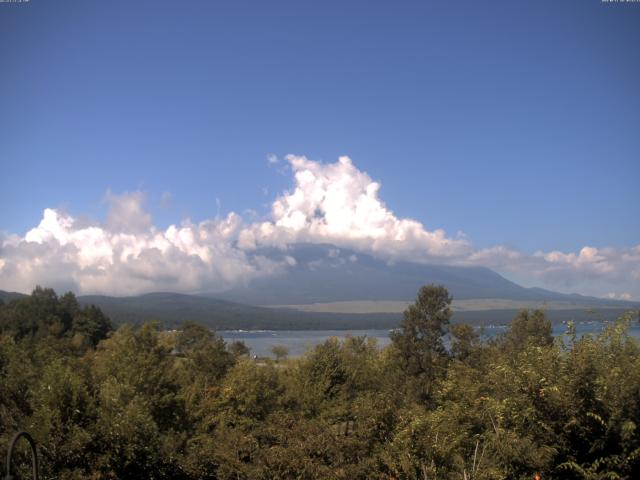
[1,286,639,479]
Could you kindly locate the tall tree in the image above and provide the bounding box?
[504,309,553,350]
[391,284,452,402]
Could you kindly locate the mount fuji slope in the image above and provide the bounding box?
[216,244,631,308]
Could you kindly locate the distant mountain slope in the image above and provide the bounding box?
[215,244,631,307]
[0,290,27,304]
[76,292,400,330]
[74,293,637,330]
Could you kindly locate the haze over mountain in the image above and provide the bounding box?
[4,242,635,330]
[215,243,633,308]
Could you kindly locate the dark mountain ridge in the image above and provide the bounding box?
[214,244,631,306]
[0,290,28,304]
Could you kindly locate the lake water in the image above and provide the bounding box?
[221,322,640,358]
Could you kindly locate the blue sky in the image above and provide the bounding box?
[1,0,639,298]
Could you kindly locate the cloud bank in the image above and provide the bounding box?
[1,155,638,299]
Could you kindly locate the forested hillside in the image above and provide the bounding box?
[1,287,639,479]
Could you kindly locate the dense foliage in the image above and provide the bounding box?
[1,286,639,479]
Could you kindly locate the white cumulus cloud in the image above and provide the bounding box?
[0,205,284,296]
[1,154,638,299]
[241,155,472,261]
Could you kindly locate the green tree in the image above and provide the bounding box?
[271,344,289,362]
[390,284,452,402]
[176,321,233,382]
[91,323,187,478]
[0,288,112,347]
[71,304,112,347]
[449,323,480,363]
[503,309,553,350]
[0,286,66,339]
[29,358,95,478]
[228,340,250,358]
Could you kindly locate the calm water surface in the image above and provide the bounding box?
[221,322,640,358]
